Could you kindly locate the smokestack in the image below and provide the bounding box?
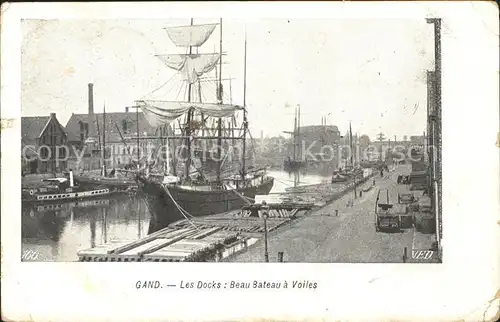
[125,106,129,113]
[88,83,95,136]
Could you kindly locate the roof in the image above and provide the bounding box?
[20,115,68,146]
[65,112,156,143]
[299,125,340,133]
[21,116,50,145]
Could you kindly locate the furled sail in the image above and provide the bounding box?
[137,100,243,127]
[157,54,220,84]
[164,24,217,47]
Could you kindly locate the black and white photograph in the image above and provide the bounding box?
[20,17,443,263]
[2,2,499,321]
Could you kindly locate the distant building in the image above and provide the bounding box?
[21,113,67,174]
[288,125,342,161]
[65,110,156,169]
[410,135,425,145]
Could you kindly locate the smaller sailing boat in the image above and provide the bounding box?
[72,103,138,192]
[283,104,306,171]
[333,122,363,182]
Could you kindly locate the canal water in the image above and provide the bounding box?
[21,166,334,261]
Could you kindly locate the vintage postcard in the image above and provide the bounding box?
[2,1,499,321]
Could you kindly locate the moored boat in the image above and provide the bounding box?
[22,171,117,204]
[331,173,348,183]
[73,172,137,192]
[284,159,306,171]
[283,104,306,171]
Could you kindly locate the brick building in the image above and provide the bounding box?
[21,113,68,174]
[65,110,156,170]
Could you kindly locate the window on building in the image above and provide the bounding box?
[40,147,49,158]
[122,120,128,133]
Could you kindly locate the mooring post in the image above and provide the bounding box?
[278,252,284,262]
[262,201,270,263]
[403,247,408,263]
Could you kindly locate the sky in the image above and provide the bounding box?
[21,18,435,140]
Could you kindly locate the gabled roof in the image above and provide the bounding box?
[21,116,51,146]
[22,114,67,148]
[65,112,156,143]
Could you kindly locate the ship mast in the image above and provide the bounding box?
[103,103,107,176]
[216,18,223,183]
[184,18,195,180]
[349,121,353,168]
[297,104,301,162]
[293,106,297,161]
[241,29,248,181]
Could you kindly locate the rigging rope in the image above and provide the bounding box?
[176,79,186,101]
[162,184,201,231]
[273,177,298,187]
[139,73,178,100]
[223,184,254,205]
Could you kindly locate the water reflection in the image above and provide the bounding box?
[268,164,334,193]
[22,194,151,262]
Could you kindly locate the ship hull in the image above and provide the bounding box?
[138,176,275,230]
[22,188,115,204]
[73,175,137,190]
[284,160,306,171]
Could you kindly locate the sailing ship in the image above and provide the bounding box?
[283,104,306,171]
[134,19,274,227]
[333,122,363,182]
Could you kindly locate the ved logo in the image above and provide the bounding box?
[411,249,435,260]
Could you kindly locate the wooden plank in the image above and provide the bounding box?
[136,230,201,256]
[121,239,173,256]
[190,227,222,240]
[143,250,192,260]
[110,227,195,254]
[77,241,132,257]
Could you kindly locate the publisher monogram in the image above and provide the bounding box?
[411,250,434,260]
[22,249,41,261]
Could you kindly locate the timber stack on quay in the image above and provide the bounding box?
[77,207,308,262]
[78,226,241,262]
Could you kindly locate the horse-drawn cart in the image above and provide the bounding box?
[375,188,402,232]
[398,192,416,204]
